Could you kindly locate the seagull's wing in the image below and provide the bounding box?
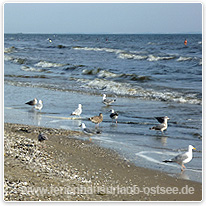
[171,152,189,163]
[74,108,80,114]
[84,128,93,134]
[25,99,36,106]
[72,108,80,115]
[155,117,165,123]
[103,98,116,105]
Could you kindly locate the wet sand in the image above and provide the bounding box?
[4,123,202,201]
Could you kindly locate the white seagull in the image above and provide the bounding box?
[102,94,116,106]
[35,100,43,111]
[71,104,82,116]
[110,109,119,124]
[149,116,170,133]
[163,145,196,171]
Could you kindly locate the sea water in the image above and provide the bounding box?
[4,34,202,182]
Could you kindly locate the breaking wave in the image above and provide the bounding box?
[73,46,124,54]
[4,55,27,64]
[5,76,201,105]
[177,56,193,62]
[76,78,201,105]
[4,46,17,53]
[118,53,147,60]
[35,60,68,68]
[73,46,178,62]
[147,55,175,61]
[21,65,52,73]
[82,68,151,81]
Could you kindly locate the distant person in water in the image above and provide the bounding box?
[184,39,187,46]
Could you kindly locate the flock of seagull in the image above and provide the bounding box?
[25,93,196,171]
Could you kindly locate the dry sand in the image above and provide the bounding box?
[4,123,202,201]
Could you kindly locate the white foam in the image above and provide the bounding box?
[97,70,120,78]
[35,60,66,68]
[4,47,16,53]
[147,55,175,61]
[118,53,147,60]
[73,46,124,54]
[177,56,193,62]
[77,77,201,105]
[4,55,14,61]
[21,66,43,72]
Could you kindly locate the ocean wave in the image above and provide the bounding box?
[77,78,201,105]
[118,53,175,61]
[77,78,138,96]
[73,46,179,62]
[82,68,151,81]
[177,56,193,62]
[120,74,151,81]
[73,46,124,54]
[4,46,17,53]
[5,74,48,79]
[147,55,175,61]
[63,65,85,71]
[5,77,201,105]
[4,55,13,61]
[82,68,120,78]
[35,60,68,68]
[147,42,157,45]
[21,65,52,73]
[4,55,26,64]
[118,53,147,60]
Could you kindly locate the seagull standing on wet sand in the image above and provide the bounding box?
[102,94,116,106]
[149,116,170,133]
[71,104,82,116]
[88,113,103,127]
[79,123,101,136]
[163,145,196,171]
[110,109,118,124]
[25,98,38,107]
[35,100,43,111]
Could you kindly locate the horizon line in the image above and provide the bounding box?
[4,32,202,35]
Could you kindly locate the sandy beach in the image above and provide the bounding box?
[4,122,202,201]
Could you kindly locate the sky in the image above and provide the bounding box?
[4,3,202,34]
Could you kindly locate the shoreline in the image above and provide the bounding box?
[4,122,202,201]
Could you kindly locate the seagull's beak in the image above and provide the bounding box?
[193,147,196,150]
[79,124,82,127]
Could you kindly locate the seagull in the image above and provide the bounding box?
[163,145,196,171]
[79,123,101,136]
[34,100,43,111]
[88,113,103,127]
[110,109,118,124]
[71,104,82,116]
[102,94,116,106]
[25,98,37,106]
[38,132,48,142]
[47,38,52,43]
[149,116,170,133]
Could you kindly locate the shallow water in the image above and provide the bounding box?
[4,34,202,182]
